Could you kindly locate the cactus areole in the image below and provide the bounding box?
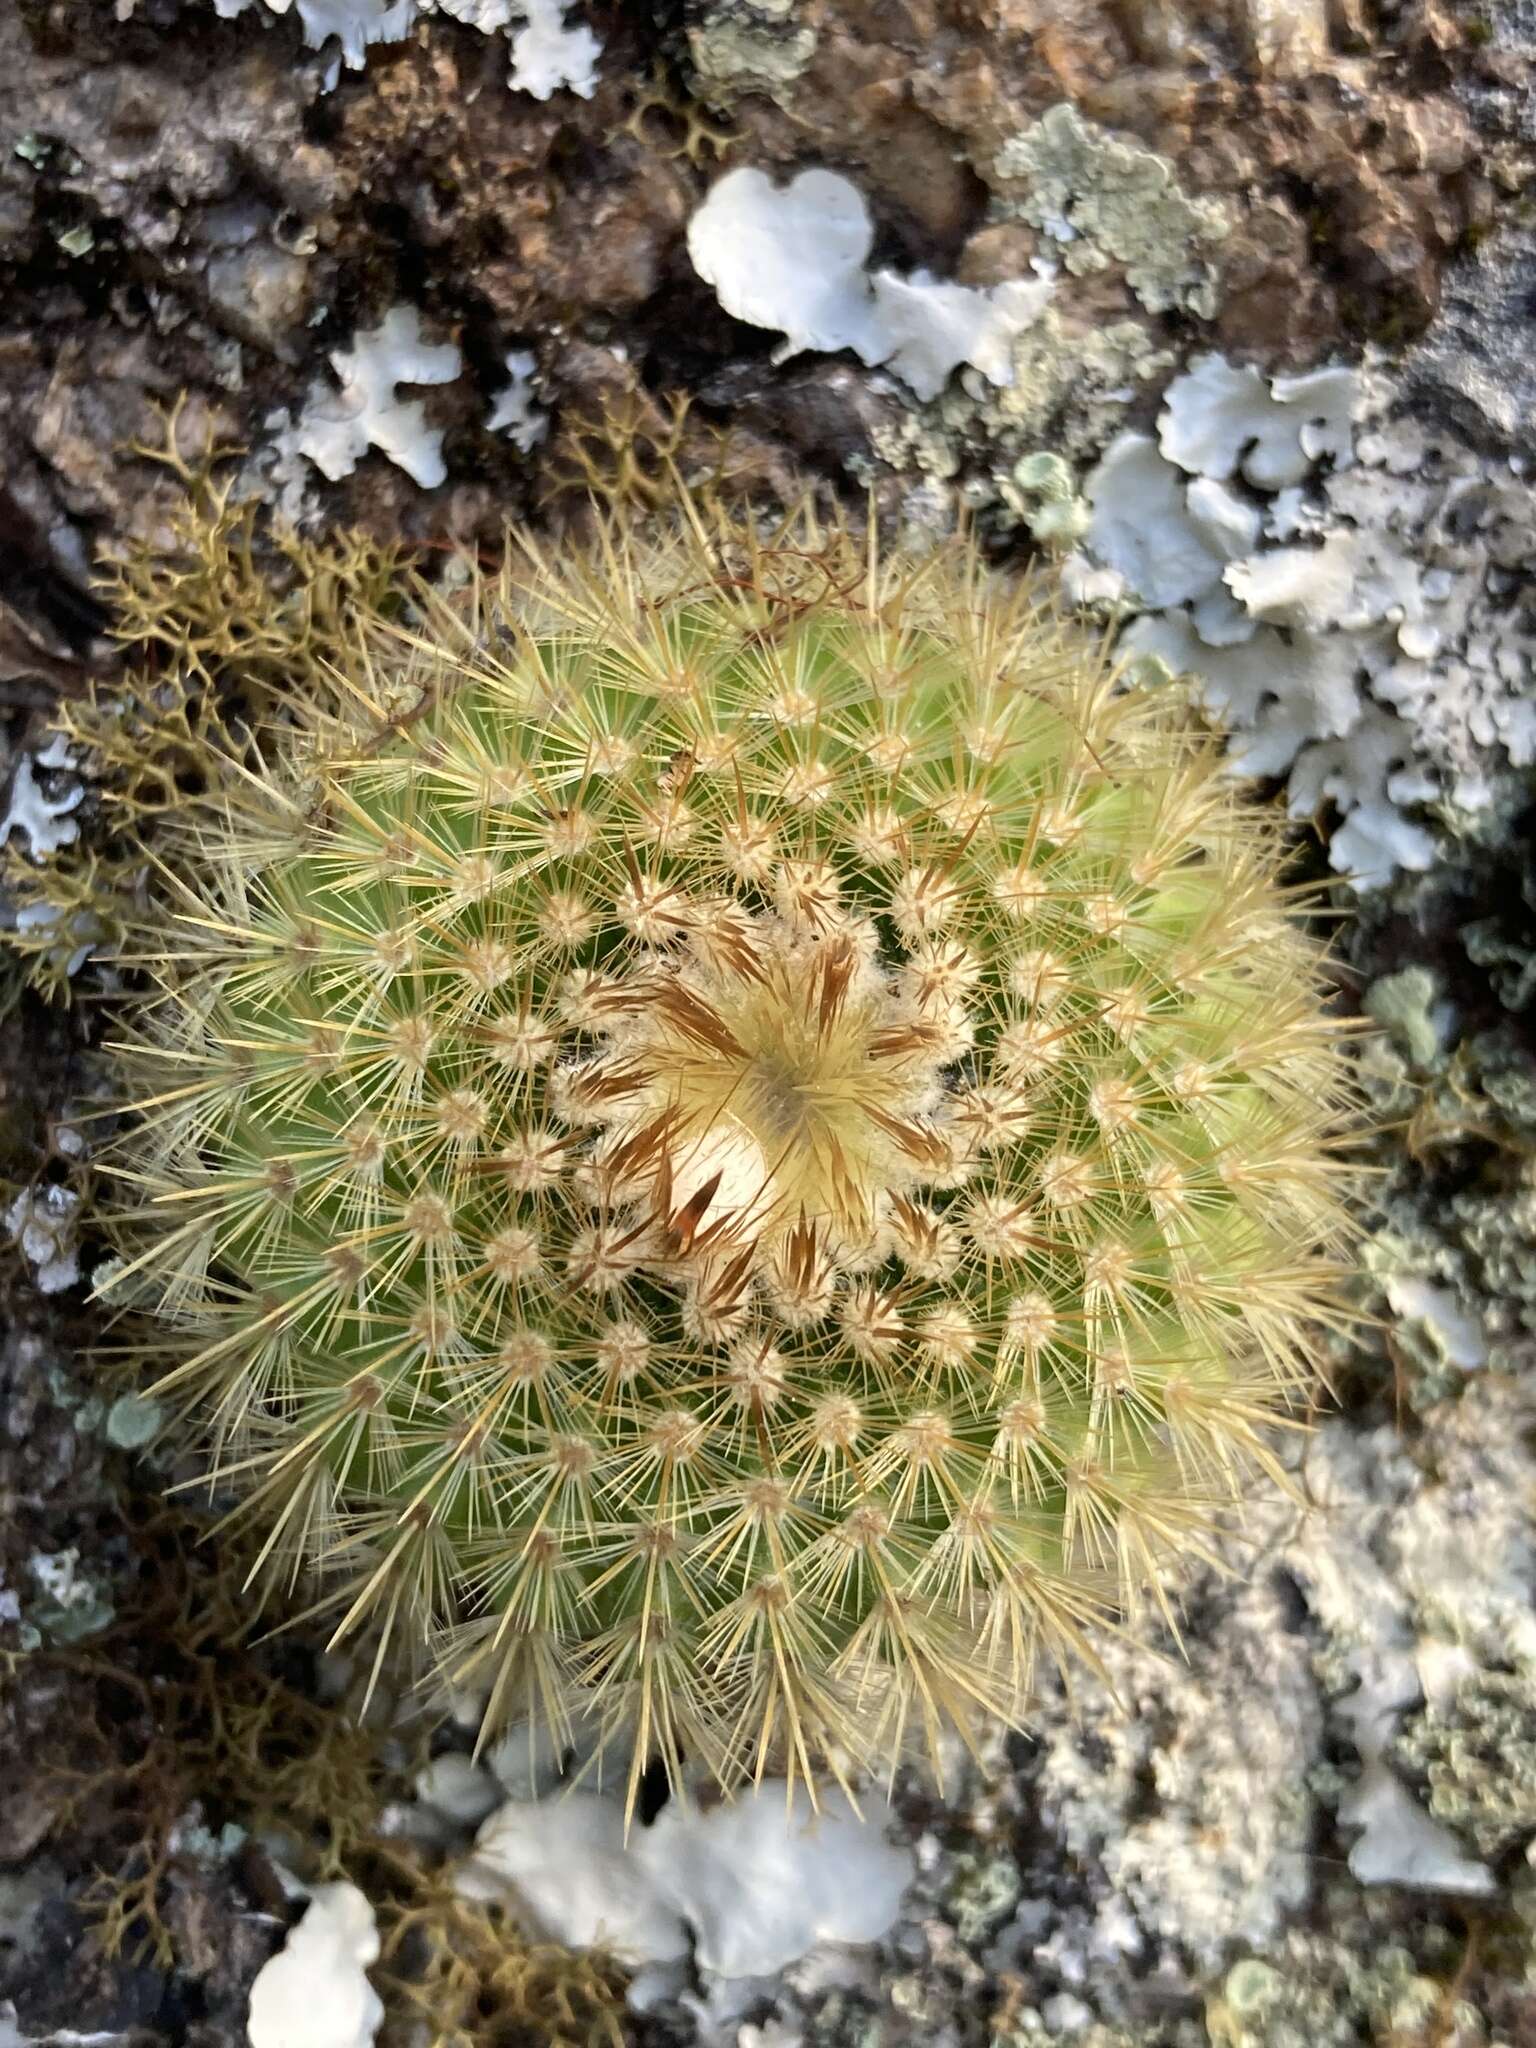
[107,508,1355,1800]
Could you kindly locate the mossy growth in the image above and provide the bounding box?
[609,59,737,168]
[7,1490,404,1968]
[15,488,1361,1808]
[538,385,759,527]
[3,405,408,997]
[371,1864,627,2048]
[11,1489,626,2044]
[103,405,409,712]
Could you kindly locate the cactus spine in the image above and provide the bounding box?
[102,504,1356,1800]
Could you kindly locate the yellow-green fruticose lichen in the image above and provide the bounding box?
[96,504,1357,1802]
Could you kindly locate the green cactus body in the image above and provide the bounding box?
[107,512,1355,1797]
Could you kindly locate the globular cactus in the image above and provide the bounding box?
[102,504,1356,1801]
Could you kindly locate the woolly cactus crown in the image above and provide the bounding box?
[103,504,1355,1800]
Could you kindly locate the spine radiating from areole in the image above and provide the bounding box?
[92,497,1359,1805]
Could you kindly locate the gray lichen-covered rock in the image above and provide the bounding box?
[687,0,817,103]
[1020,1570,1322,1975]
[1284,1382,1536,1894]
[1202,1898,1500,2048]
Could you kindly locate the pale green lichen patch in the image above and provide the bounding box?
[1363,966,1445,1071]
[19,1548,115,1650]
[105,1391,167,1450]
[861,309,1171,539]
[1003,451,1091,549]
[1391,1671,1536,1862]
[1204,1911,1477,2048]
[992,104,1229,320]
[1351,887,1536,1401]
[687,0,817,103]
[991,311,1173,447]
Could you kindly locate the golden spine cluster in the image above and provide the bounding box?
[99,504,1357,1803]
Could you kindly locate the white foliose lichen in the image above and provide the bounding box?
[4,1185,81,1296]
[210,0,601,96]
[287,304,462,488]
[457,1777,913,1984]
[247,1882,384,2048]
[504,0,601,97]
[1071,353,1536,888]
[212,0,415,69]
[23,1546,114,1646]
[460,1793,691,1964]
[1379,1272,1487,1374]
[687,166,1053,403]
[487,347,548,450]
[1156,352,1357,486]
[1,735,82,860]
